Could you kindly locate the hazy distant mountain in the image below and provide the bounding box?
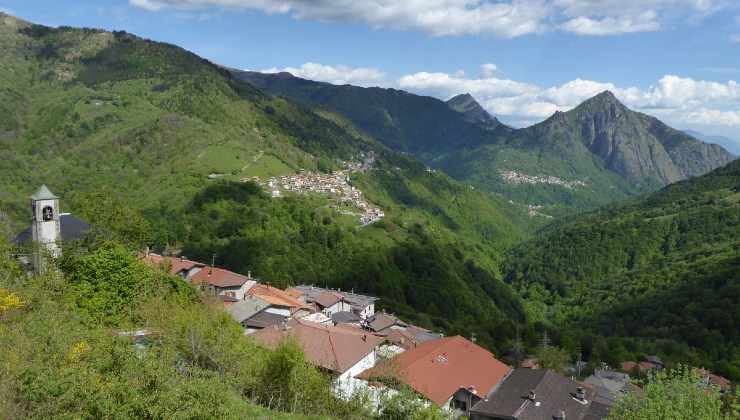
[683,129,740,156]
[234,71,735,215]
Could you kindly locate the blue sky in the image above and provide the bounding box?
[2,0,740,147]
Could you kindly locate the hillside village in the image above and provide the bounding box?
[243,152,385,225]
[9,184,735,419]
[500,170,587,189]
[138,250,735,419]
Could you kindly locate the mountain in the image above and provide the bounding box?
[237,71,735,215]
[446,93,502,129]
[0,13,532,350]
[683,129,740,156]
[503,159,740,379]
[231,70,507,155]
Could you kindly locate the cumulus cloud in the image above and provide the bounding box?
[481,63,498,78]
[129,0,730,38]
[269,61,740,128]
[400,67,740,128]
[561,12,660,36]
[262,62,387,87]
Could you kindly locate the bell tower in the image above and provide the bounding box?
[31,185,61,272]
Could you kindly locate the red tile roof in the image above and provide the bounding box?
[359,336,511,406]
[191,266,251,288]
[252,318,385,374]
[141,254,204,276]
[247,284,308,309]
[315,291,343,308]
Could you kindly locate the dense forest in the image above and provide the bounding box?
[503,159,740,380]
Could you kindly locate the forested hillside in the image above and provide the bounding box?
[0,13,531,352]
[503,159,740,380]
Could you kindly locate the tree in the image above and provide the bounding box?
[535,345,569,373]
[608,365,724,420]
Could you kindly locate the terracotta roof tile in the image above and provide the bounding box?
[191,266,252,288]
[315,291,343,308]
[359,336,511,406]
[141,254,205,277]
[247,284,309,309]
[252,318,384,374]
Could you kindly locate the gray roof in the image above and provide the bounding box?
[368,313,407,333]
[293,285,378,312]
[30,185,58,200]
[471,369,599,420]
[227,296,271,323]
[331,311,361,324]
[244,311,287,329]
[584,370,631,402]
[14,214,91,246]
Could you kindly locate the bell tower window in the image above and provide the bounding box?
[42,206,54,221]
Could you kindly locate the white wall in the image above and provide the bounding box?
[334,350,377,399]
[215,280,256,300]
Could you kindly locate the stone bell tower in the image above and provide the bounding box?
[30,185,61,272]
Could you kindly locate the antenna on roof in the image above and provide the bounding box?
[209,253,216,275]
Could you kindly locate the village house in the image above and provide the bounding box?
[620,354,664,375]
[191,267,256,300]
[582,369,636,412]
[141,254,257,300]
[247,283,313,318]
[252,318,386,398]
[359,336,511,413]
[290,285,378,319]
[695,368,732,395]
[141,254,205,280]
[366,312,408,334]
[383,325,443,351]
[227,295,274,333]
[469,369,609,420]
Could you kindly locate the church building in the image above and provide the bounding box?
[13,185,91,272]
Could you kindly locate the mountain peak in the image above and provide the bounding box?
[447,93,500,129]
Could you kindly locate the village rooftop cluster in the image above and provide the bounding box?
[137,251,733,419]
[243,152,385,226]
[500,170,587,189]
[14,186,734,419]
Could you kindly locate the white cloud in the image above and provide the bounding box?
[731,34,740,43]
[129,0,731,38]
[481,63,498,78]
[0,6,15,15]
[561,12,660,36]
[262,62,387,87]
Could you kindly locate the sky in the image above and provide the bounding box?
[2,0,740,147]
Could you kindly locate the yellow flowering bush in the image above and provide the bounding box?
[0,288,24,316]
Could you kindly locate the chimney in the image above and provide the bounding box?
[555,409,566,420]
[528,390,536,401]
[248,270,251,278]
[145,246,150,256]
[576,387,586,402]
[180,255,185,261]
[362,334,367,342]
